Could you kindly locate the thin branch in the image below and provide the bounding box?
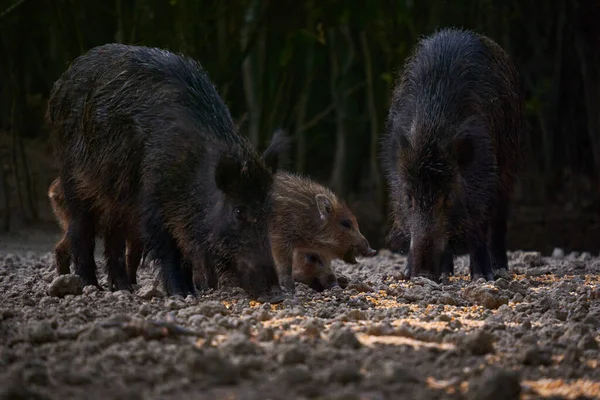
[0,0,27,22]
[297,81,365,133]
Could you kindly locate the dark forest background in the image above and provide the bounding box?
[0,0,599,254]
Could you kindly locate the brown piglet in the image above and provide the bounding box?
[269,172,376,293]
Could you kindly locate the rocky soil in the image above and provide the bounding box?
[0,233,599,400]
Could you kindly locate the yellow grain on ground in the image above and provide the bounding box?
[426,376,462,394]
[523,379,600,399]
[221,300,237,309]
[357,333,455,350]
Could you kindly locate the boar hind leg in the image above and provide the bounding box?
[272,246,295,293]
[468,225,495,282]
[489,195,510,279]
[126,238,143,285]
[441,246,454,279]
[63,185,99,288]
[55,234,72,275]
[104,226,132,292]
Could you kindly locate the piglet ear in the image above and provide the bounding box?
[215,153,242,196]
[451,132,475,169]
[315,194,333,220]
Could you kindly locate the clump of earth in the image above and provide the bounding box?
[0,232,599,399]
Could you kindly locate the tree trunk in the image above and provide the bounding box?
[241,0,264,147]
[575,21,600,201]
[359,30,384,209]
[329,25,354,196]
[295,39,315,174]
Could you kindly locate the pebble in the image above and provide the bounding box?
[380,362,421,384]
[467,369,521,400]
[46,275,83,298]
[463,285,509,310]
[329,328,362,349]
[327,363,362,384]
[521,345,553,366]
[277,345,307,365]
[185,348,239,384]
[463,330,495,355]
[577,335,599,350]
[137,285,163,300]
[277,365,313,386]
[551,248,565,259]
[25,321,57,344]
[220,332,262,355]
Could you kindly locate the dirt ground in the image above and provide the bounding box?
[0,231,599,400]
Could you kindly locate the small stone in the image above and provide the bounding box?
[327,363,362,384]
[463,330,495,356]
[254,309,272,322]
[364,322,392,336]
[438,294,457,306]
[521,346,552,366]
[82,285,99,296]
[577,335,598,350]
[551,248,565,259]
[508,281,527,296]
[301,318,322,338]
[278,365,312,386]
[25,321,57,344]
[347,281,372,293]
[185,348,239,384]
[197,301,229,317]
[381,362,421,384]
[560,345,582,365]
[221,332,262,355]
[555,309,568,321]
[494,278,509,290]
[138,304,152,316]
[329,328,362,349]
[493,269,510,280]
[463,285,508,310]
[137,285,163,300]
[46,275,83,298]
[467,369,521,400]
[165,299,183,310]
[257,327,274,342]
[277,345,307,365]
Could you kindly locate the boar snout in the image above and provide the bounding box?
[355,236,377,257]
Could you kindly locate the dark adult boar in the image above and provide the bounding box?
[269,172,376,293]
[382,28,525,282]
[46,43,283,298]
[48,177,145,285]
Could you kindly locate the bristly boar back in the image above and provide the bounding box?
[46,43,284,299]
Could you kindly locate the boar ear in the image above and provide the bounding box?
[215,153,242,196]
[262,128,292,173]
[450,132,475,169]
[315,194,333,220]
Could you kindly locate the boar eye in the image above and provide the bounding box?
[306,254,320,264]
[233,207,245,221]
[340,219,352,229]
